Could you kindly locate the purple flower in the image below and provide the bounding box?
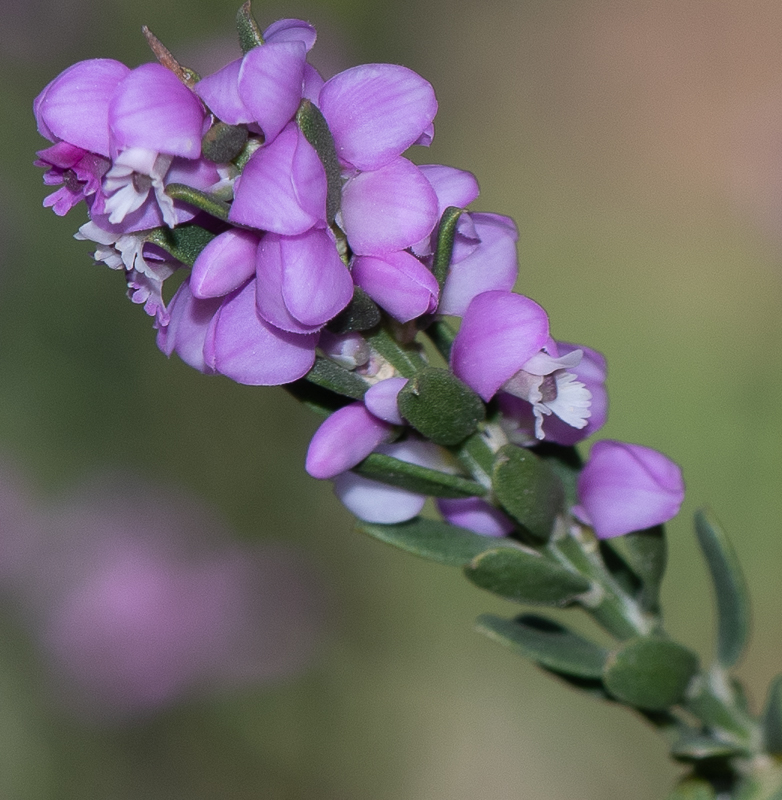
[436,497,515,537]
[574,440,685,539]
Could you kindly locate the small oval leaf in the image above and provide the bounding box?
[613,525,667,613]
[694,509,750,668]
[146,223,217,267]
[476,613,609,678]
[465,547,591,606]
[492,444,565,541]
[432,206,463,287]
[305,357,369,400]
[296,100,342,224]
[763,675,782,754]
[357,516,511,566]
[665,778,717,800]
[670,733,748,762]
[397,368,485,446]
[603,637,699,711]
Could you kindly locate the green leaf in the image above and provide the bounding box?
[365,326,426,377]
[201,121,248,163]
[670,732,748,762]
[236,0,264,53]
[296,100,342,224]
[685,674,753,739]
[423,318,457,361]
[531,442,582,509]
[762,675,782,754]
[694,508,750,668]
[431,206,463,287]
[665,778,717,800]
[305,357,369,400]
[357,516,510,566]
[164,183,230,221]
[613,525,667,613]
[146,224,217,267]
[465,547,591,606]
[326,287,381,334]
[284,380,352,418]
[353,452,486,498]
[476,613,609,677]
[397,368,485,446]
[603,637,699,711]
[492,444,565,541]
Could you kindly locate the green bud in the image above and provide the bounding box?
[603,637,699,711]
[492,444,564,542]
[397,367,485,446]
[326,287,381,334]
[465,547,591,606]
[236,0,264,53]
[202,122,249,164]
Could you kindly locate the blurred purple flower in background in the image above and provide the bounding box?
[0,465,323,723]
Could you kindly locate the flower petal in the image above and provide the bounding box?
[212,278,317,385]
[419,164,480,215]
[109,64,205,158]
[575,441,685,539]
[341,157,438,255]
[334,473,426,523]
[35,59,130,157]
[195,59,250,125]
[263,18,317,50]
[191,229,259,299]
[319,64,437,171]
[229,123,326,234]
[450,291,550,401]
[363,377,408,425]
[437,497,514,537]
[352,250,439,322]
[238,42,306,144]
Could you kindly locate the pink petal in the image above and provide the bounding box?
[195,59,251,125]
[419,165,480,215]
[363,378,408,425]
[263,19,317,50]
[109,64,205,158]
[34,59,130,157]
[450,291,550,401]
[305,403,393,479]
[191,229,259,299]
[319,64,437,171]
[238,42,306,144]
[352,251,439,322]
[437,497,514,537]
[341,157,438,255]
[212,278,317,385]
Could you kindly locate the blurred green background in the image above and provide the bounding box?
[3,0,782,797]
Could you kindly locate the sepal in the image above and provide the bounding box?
[432,206,463,288]
[202,122,249,163]
[164,183,230,221]
[146,223,217,266]
[236,0,264,53]
[296,100,342,224]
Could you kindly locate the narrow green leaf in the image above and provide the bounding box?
[476,613,609,677]
[670,732,748,762]
[432,206,464,287]
[201,121,248,163]
[397,368,485,446]
[146,223,217,267]
[612,525,667,613]
[465,547,591,606]
[685,674,753,739]
[666,778,717,800]
[492,444,565,541]
[365,326,426,377]
[305,357,369,400]
[762,675,782,754]
[353,452,486,498]
[326,287,381,334]
[284,380,351,418]
[424,318,457,361]
[357,516,510,566]
[603,637,699,711]
[532,442,582,509]
[236,0,264,53]
[296,100,342,224]
[164,183,230,221]
[694,508,750,668]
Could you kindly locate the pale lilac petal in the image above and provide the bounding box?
[191,229,259,299]
[165,156,221,190]
[195,59,251,125]
[538,343,608,446]
[318,331,370,370]
[451,291,550,401]
[280,228,353,325]
[263,19,317,50]
[238,42,306,144]
[320,64,437,170]
[437,497,514,537]
[352,251,439,322]
[306,403,394,479]
[157,279,221,373]
[439,213,519,317]
[419,165,480,215]
[334,473,426,523]
[255,234,322,334]
[413,123,435,147]
[302,63,325,103]
[34,59,130,156]
[212,278,317,385]
[109,64,205,158]
[363,378,408,424]
[575,441,685,539]
[341,157,438,255]
[229,123,326,234]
